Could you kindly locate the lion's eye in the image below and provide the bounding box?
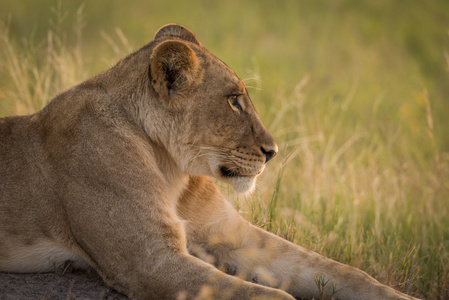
[228,95,243,113]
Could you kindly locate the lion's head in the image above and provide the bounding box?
[142,24,277,194]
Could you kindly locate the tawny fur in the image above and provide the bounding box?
[0,24,419,300]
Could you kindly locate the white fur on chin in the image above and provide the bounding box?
[231,177,256,195]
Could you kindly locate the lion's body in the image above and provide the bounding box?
[0,24,418,299]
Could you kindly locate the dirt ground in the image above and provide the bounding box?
[0,270,127,300]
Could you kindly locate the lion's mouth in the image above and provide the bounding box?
[219,165,261,178]
[219,165,241,178]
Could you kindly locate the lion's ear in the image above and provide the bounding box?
[154,24,201,46]
[150,40,202,105]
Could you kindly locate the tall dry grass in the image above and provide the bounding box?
[1,6,85,115]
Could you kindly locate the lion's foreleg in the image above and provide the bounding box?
[65,190,290,299]
[230,225,419,300]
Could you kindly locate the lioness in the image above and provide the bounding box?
[0,24,418,300]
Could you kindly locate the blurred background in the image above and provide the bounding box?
[1,1,448,298]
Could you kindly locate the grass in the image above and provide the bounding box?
[1,1,449,299]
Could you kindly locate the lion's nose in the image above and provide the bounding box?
[260,144,278,163]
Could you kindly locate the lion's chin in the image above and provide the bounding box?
[223,176,257,195]
[233,178,256,195]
